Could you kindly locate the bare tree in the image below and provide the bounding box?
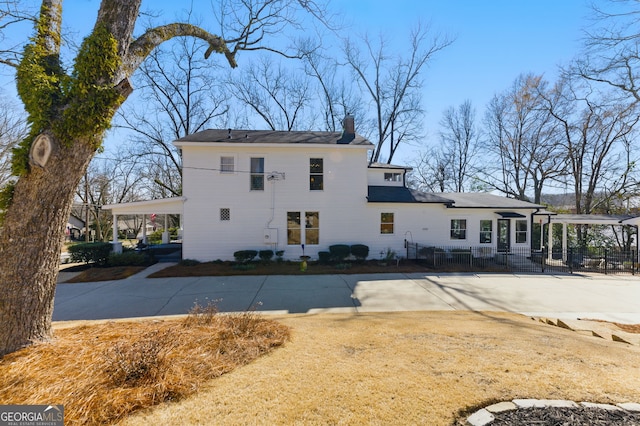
[0,0,327,357]
[438,100,480,192]
[0,93,28,187]
[116,34,229,197]
[227,55,313,130]
[483,74,566,202]
[343,22,453,164]
[543,76,640,218]
[576,0,640,102]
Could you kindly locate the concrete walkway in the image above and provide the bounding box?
[53,264,640,323]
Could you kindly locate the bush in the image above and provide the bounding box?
[259,250,274,262]
[233,250,258,263]
[318,251,331,264]
[350,244,369,261]
[179,259,201,267]
[69,242,113,265]
[107,251,150,267]
[329,244,350,262]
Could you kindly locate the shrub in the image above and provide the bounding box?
[102,330,168,386]
[329,244,350,262]
[233,250,258,263]
[350,244,369,261]
[179,259,201,267]
[259,250,274,262]
[69,242,113,265]
[318,251,331,264]
[275,250,285,262]
[107,251,150,267]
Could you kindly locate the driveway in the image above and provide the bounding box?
[53,265,640,323]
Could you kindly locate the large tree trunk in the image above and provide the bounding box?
[0,134,95,355]
[0,0,237,357]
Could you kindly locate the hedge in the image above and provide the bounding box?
[69,242,113,265]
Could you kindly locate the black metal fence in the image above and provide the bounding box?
[405,241,637,275]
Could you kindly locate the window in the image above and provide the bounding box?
[305,212,319,245]
[384,172,402,182]
[310,158,323,190]
[220,156,234,173]
[450,219,467,240]
[380,212,394,234]
[287,212,301,245]
[515,220,527,243]
[480,220,492,243]
[250,157,264,190]
[287,211,320,245]
[220,208,230,221]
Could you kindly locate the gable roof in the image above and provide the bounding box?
[367,186,454,204]
[438,192,543,209]
[175,129,373,146]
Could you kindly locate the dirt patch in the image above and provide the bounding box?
[149,259,432,278]
[63,265,147,282]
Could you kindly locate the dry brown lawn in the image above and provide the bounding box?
[116,311,640,426]
[3,310,634,425]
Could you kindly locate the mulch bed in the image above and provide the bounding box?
[490,406,640,425]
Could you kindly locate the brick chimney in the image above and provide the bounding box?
[337,113,355,144]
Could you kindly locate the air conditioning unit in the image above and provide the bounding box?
[263,228,278,244]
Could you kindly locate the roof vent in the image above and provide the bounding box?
[227,128,232,139]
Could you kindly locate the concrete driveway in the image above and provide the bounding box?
[53,264,640,323]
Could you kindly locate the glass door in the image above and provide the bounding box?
[497,219,510,252]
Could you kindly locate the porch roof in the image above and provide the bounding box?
[102,197,185,215]
[534,212,639,225]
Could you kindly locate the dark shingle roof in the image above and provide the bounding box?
[367,186,454,204]
[175,129,372,146]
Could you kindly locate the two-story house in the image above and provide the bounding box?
[105,116,543,261]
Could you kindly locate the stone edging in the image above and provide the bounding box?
[466,399,640,426]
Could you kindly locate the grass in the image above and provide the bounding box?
[3,311,640,425]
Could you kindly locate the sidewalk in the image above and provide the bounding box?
[53,265,640,324]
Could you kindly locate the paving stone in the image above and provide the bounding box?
[618,402,640,412]
[580,402,622,411]
[466,408,494,426]
[612,334,632,344]
[485,401,517,413]
[556,319,573,330]
[513,399,578,408]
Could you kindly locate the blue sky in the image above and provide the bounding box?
[337,0,588,159]
[2,0,590,161]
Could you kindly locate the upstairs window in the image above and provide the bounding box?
[384,172,402,182]
[220,156,234,173]
[479,220,492,243]
[450,219,467,240]
[310,158,323,190]
[250,157,264,190]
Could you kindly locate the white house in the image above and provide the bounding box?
[105,117,544,261]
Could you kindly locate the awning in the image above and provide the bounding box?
[496,211,526,218]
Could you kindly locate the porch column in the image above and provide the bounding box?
[111,214,122,253]
[547,222,553,261]
[162,214,169,244]
[142,214,147,244]
[562,223,568,262]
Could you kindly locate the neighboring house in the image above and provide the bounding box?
[105,116,544,261]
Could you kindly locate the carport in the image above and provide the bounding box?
[534,212,639,262]
[102,197,185,253]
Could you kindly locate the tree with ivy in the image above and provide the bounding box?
[0,0,325,356]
